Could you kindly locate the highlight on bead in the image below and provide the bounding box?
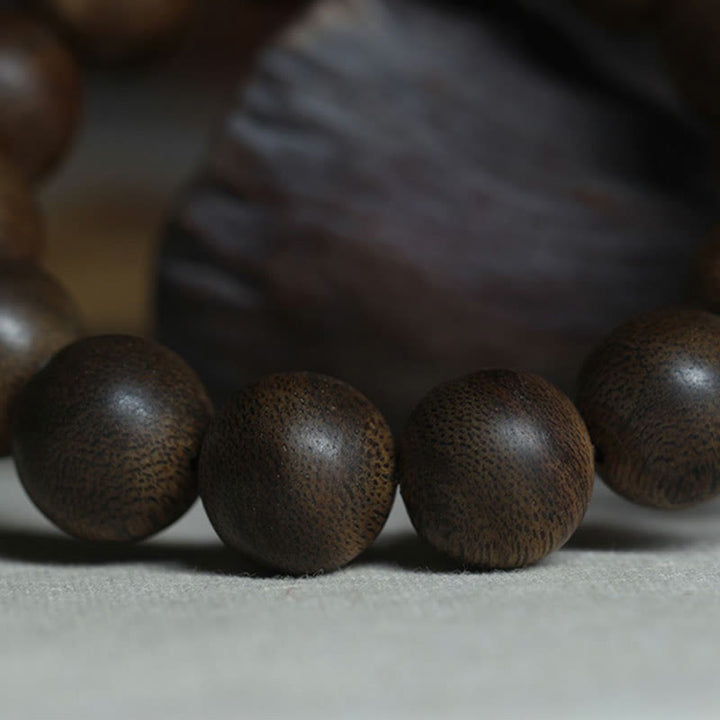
[0,260,82,456]
[199,371,397,575]
[0,11,82,182]
[577,307,720,509]
[398,369,595,570]
[12,334,212,542]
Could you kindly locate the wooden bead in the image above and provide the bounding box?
[0,12,82,182]
[660,1,720,120]
[0,260,81,455]
[44,0,194,62]
[399,370,595,570]
[576,308,720,508]
[0,156,42,260]
[689,225,720,313]
[199,372,396,575]
[12,334,212,542]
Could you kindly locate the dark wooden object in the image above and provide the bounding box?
[0,260,81,454]
[199,372,396,575]
[156,0,718,430]
[42,0,194,62]
[576,308,720,509]
[399,370,594,569]
[0,12,82,182]
[12,334,212,541]
[0,157,42,260]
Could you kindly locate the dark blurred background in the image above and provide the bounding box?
[39,0,296,335]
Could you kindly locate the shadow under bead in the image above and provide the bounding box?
[0,12,82,182]
[12,334,213,542]
[43,0,195,62]
[0,260,81,455]
[576,308,720,509]
[398,370,595,570]
[199,372,396,575]
[0,157,42,261]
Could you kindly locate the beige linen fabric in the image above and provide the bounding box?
[0,458,719,719]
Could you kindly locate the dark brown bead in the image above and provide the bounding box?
[660,1,720,120]
[43,0,194,62]
[576,308,720,509]
[12,334,213,542]
[399,370,595,570]
[0,12,82,182]
[689,225,720,313]
[572,0,658,29]
[0,260,81,455]
[0,157,42,261]
[199,372,396,575]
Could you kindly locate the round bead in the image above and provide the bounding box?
[12,334,212,542]
[0,156,42,260]
[0,260,81,454]
[44,0,194,62]
[399,370,595,570]
[199,372,396,575]
[0,12,82,182]
[576,308,720,508]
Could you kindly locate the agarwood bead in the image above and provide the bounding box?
[0,156,42,260]
[660,1,720,120]
[43,0,194,62]
[0,260,81,455]
[572,0,658,29]
[0,12,82,182]
[199,372,396,575]
[399,370,594,569]
[398,370,594,570]
[12,334,212,542]
[576,308,720,509]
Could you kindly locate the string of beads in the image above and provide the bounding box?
[2,1,720,575]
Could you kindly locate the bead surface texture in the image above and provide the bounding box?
[12,334,212,541]
[576,308,720,508]
[399,370,595,570]
[199,372,396,575]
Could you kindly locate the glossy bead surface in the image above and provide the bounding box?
[12,334,212,542]
[0,13,82,181]
[399,370,594,570]
[44,0,194,62]
[0,157,42,260]
[0,260,81,454]
[199,372,396,575]
[576,308,720,508]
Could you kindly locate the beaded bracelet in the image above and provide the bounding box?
[2,2,720,577]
